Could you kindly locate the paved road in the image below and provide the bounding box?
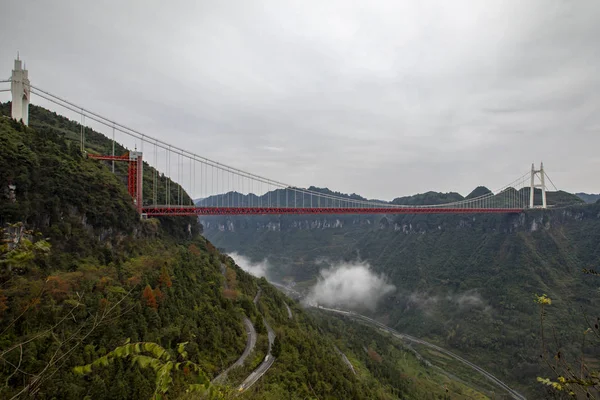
[237,350,275,393]
[238,287,277,393]
[212,317,257,383]
[269,281,302,300]
[266,281,295,319]
[212,264,258,383]
[253,287,262,304]
[317,306,526,400]
[334,345,356,375]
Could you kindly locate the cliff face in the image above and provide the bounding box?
[201,203,599,235]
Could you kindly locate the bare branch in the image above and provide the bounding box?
[6,288,135,399]
[3,345,23,388]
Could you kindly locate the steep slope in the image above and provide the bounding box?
[0,106,483,399]
[0,115,242,399]
[202,191,600,397]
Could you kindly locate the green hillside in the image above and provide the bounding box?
[0,105,489,399]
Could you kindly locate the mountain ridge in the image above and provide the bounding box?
[196,184,583,209]
[576,192,600,203]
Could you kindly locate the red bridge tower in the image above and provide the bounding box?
[88,151,143,212]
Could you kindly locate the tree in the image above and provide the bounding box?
[0,289,134,399]
[225,267,237,289]
[153,287,164,303]
[187,244,201,256]
[535,292,600,397]
[142,285,157,309]
[367,347,383,363]
[272,337,282,358]
[158,265,172,288]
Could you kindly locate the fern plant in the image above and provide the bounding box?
[74,339,223,399]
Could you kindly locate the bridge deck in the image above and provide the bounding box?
[141,206,523,216]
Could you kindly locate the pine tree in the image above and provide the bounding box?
[142,285,157,309]
[158,265,172,288]
[153,287,164,303]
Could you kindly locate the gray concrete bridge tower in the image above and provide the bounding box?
[529,162,547,209]
[11,56,30,125]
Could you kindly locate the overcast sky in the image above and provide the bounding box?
[1,1,599,199]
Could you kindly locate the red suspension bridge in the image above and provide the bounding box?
[3,58,555,217]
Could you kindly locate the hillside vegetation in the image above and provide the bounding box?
[0,104,488,399]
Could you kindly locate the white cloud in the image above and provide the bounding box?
[228,252,269,278]
[305,261,395,310]
[408,290,485,314]
[454,292,484,309]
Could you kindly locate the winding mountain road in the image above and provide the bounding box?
[334,345,356,375]
[212,317,257,383]
[212,264,257,384]
[269,281,301,300]
[238,288,277,392]
[317,306,526,400]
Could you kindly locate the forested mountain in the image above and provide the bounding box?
[576,192,600,203]
[202,186,600,397]
[198,185,582,209]
[0,104,489,399]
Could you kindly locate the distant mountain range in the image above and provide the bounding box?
[576,192,600,203]
[196,185,583,208]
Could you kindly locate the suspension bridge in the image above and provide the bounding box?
[2,58,556,217]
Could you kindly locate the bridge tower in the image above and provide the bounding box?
[129,151,144,213]
[87,151,144,213]
[529,162,547,209]
[10,56,30,125]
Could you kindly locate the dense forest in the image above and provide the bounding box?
[0,103,489,399]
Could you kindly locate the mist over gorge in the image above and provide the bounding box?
[228,252,396,311]
[304,261,396,310]
[228,251,270,278]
